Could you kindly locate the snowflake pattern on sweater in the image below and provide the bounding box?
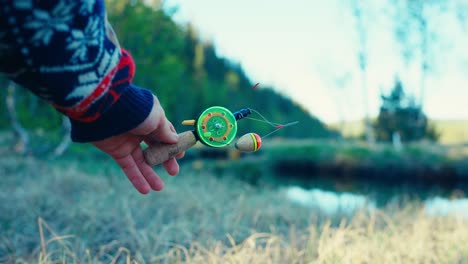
[0,0,154,142]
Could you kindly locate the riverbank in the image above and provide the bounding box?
[205,139,468,188]
[2,131,468,187]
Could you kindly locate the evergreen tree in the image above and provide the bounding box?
[374,79,438,142]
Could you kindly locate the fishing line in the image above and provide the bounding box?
[245,116,282,126]
[246,108,299,138]
[247,109,283,126]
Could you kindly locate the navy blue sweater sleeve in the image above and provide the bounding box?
[0,0,154,142]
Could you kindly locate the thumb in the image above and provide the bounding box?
[145,117,178,145]
[131,95,178,144]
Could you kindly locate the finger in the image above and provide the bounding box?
[114,155,151,194]
[132,147,165,191]
[146,117,178,145]
[163,158,179,176]
[176,151,185,159]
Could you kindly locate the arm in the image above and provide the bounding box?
[0,0,181,193]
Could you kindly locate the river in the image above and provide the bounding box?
[280,174,468,218]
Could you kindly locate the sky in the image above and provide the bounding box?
[163,0,468,124]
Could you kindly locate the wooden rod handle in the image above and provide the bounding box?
[143,131,197,167]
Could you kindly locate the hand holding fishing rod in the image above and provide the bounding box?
[143,106,298,167]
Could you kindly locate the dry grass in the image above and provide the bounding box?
[33,209,468,263]
[1,153,467,263]
[152,211,468,264]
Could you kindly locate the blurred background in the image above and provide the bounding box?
[1,0,468,262]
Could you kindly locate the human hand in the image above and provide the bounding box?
[92,96,184,194]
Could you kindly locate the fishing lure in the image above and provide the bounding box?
[143,106,298,166]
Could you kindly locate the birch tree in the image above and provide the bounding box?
[350,0,375,144]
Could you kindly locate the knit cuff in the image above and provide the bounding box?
[70,85,154,143]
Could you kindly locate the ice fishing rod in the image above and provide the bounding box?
[143,106,298,167]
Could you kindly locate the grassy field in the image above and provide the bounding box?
[328,119,468,145]
[1,150,468,263]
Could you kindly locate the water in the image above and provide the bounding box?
[285,186,376,216]
[425,197,468,218]
[280,174,468,218]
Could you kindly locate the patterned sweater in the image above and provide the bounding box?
[0,0,154,142]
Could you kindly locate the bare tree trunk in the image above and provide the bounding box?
[333,96,346,137]
[361,70,375,145]
[53,116,71,157]
[418,13,428,112]
[6,82,29,154]
[415,4,429,140]
[351,0,375,145]
[392,131,403,152]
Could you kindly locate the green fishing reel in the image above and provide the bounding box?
[182,106,239,148]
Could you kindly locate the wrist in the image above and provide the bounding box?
[70,85,154,142]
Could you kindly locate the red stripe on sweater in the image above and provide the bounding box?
[54,49,136,122]
[53,67,117,121]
